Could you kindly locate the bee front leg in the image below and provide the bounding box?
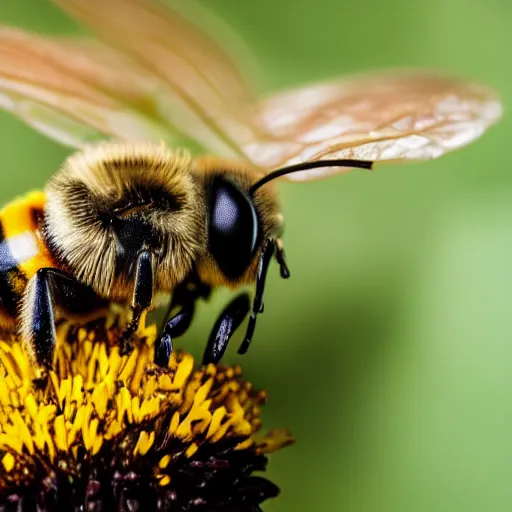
[154,278,211,367]
[121,251,154,353]
[202,293,250,365]
[155,302,195,367]
[21,268,106,369]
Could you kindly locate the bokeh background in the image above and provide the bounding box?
[1,0,511,510]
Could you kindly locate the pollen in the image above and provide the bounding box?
[0,314,294,511]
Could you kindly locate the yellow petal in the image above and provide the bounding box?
[159,475,171,487]
[86,343,101,387]
[118,348,139,384]
[11,411,34,454]
[116,387,133,425]
[129,343,148,394]
[169,412,180,435]
[91,382,108,419]
[97,343,109,380]
[2,452,15,472]
[185,442,198,458]
[257,428,295,453]
[134,430,155,456]
[193,379,213,406]
[173,353,194,389]
[92,433,103,455]
[159,454,171,469]
[54,415,68,451]
[0,345,22,388]
[158,373,173,391]
[24,393,38,422]
[206,406,227,440]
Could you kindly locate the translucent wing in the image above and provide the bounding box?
[0,1,501,176]
[243,70,502,181]
[0,0,260,155]
[52,0,260,158]
[0,28,174,148]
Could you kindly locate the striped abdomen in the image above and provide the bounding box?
[0,191,55,328]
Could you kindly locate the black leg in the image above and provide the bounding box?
[275,238,291,279]
[27,271,55,368]
[159,274,211,333]
[154,302,195,367]
[238,240,275,355]
[21,268,106,368]
[121,251,154,350]
[154,274,211,367]
[133,251,154,311]
[203,293,250,365]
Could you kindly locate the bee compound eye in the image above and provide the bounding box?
[209,178,259,279]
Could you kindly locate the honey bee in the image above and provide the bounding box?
[0,0,502,369]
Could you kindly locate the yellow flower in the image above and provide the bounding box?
[0,314,293,511]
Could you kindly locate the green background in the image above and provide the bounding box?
[1,0,511,510]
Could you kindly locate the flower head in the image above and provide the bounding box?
[0,314,293,511]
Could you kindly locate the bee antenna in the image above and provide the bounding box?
[249,159,373,195]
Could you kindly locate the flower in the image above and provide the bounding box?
[0,314,293,511]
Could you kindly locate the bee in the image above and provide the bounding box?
[0,0,502,369]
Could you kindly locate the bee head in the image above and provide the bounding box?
[196,156,373,289]
[192,157,284,289]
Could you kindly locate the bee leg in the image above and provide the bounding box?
[21,268,106,369]
[159,276,210,333]
[155,277,211,367]
[275,238,291,279]
[238,240,275,355]
[121,251,154,353]
[203,293,250,365]
[155,302,195,367]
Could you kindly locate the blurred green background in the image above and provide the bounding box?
[1,0,511,510]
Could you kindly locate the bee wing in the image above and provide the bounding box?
[0,5,501,174]
[244,70,502,181]
[0,28,178,148]
[52,0,260,158]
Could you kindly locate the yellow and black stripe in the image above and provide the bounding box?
[0,191,54,326]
